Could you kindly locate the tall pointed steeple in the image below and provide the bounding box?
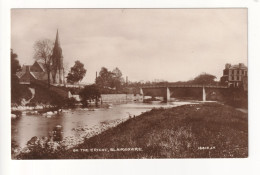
[54,29,60,47]
[51,29,64,84]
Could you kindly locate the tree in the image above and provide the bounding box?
[95,67,125,92]
[79,84,101,106]
[11,49,21,75]
[11,49,22,103]
[34,39,53,87]
[111,67,124,91]
[96,67,114,89]
[66,60,87,84]
[192,73,217,85]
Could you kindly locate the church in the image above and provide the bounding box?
[17,30,65,85]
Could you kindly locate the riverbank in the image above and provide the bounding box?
[10,102,114,119]
[16,102,248,159]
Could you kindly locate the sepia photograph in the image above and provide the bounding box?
[10,8,248,159]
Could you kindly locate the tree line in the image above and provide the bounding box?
[11,38,219,106]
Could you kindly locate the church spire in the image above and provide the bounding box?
[52,29,63,60]
[54,29,60,47]
[51,29,64,84]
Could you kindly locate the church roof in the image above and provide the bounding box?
[16,61,48,81]
[16,71,25,78]
[30,72,48,80]
[35,61,46,72]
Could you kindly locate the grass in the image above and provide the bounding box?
[17,102,248,159]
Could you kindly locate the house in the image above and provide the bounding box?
[16,61,51,84]
[220,63,248,88]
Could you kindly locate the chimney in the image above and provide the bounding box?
[239,63,245,68]
[95,71,97,83]
[25,66,30,73]
[225,63,231,69]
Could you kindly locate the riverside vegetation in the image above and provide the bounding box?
[16,102,247,159]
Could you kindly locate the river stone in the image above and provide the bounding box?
[11,114,17,119]
[27,136,39,146]
[46,111,53,115]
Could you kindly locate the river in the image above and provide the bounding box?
[11,101,196,148]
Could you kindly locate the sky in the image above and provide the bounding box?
[11,9,247,83]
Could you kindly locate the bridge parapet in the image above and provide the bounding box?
[141,85,228,89]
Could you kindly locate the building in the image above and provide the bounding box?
[16,30,65,85]
[16,61,51,84]
[51,30,65,84]
[220,63,247,88]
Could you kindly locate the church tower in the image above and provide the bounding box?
[51,29,64,84]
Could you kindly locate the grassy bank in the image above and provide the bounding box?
[18,102,248,159]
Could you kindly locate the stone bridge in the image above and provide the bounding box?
[140,85,228,102]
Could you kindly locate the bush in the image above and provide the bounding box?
[65,98,77,108]
[16,136,66,159]
[79,84,100,106]
[26,102,37,107]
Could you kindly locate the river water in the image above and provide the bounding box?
[11,101,196,148]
